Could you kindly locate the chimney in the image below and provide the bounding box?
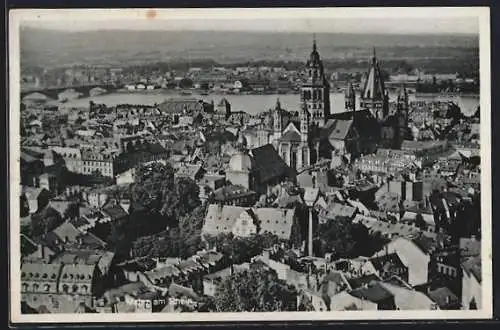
[38,244,45,260]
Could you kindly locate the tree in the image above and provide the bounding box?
[208,232,283,265]
[315,216,356,259]
[29,207,64,238]
[214,267,298,312]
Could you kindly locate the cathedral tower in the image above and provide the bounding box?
[360,48,389,121]
[298,101,311,169]
[345,81,356,120]
[272,98,283,142]
[300,36,331,127]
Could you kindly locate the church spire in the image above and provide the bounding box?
[275,97,281,110]
[360,46,388,121]
[313,33,317,52]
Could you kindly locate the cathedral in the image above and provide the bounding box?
[271,39,410,171]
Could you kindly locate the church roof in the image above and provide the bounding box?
[251,144,293,184]
[361,49,386,100]
[280,130,301,142]
[323,119,354,141]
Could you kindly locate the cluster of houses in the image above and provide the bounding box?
[19,42,482,314]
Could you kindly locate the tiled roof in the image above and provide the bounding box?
[202,204,296,240]
[256,208,295,240]
[202,204,245,237]
[59,263,96,283]
[21,262,61,282]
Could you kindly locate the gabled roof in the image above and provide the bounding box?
[280,130,301,142]
[59,263,96,283]
[21,262,62,282]
[255,208,295,240]
[202,204,296,240]
[51,222,81,243]
[361,52,386,100]
[323,119,354,141]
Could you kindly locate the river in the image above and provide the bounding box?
[59,91,479,117]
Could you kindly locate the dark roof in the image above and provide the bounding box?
[102,204,128,220]
[412,235,437,255]
[323,119,354,141]
[350,281,394,303]
[329,109,379,139]
[251,144,293,184]
[369,253,407,273]
[347,274,381,290]
[427,287,460,309]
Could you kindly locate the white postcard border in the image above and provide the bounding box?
[8,7,492,323]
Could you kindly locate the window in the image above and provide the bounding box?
[73,285,79,293]
[44,284,50,292]
[62,284,69,293]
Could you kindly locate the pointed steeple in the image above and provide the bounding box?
[397,84,408,103]
[362,47,385,100]
[345,81,356,112]
[309,33,321,66]
[275,97,281,110]
[372,47,377,63]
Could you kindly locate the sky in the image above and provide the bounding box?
[14,8,481,35]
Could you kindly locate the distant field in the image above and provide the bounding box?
[20,28,479,70]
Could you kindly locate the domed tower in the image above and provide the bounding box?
[300,35,331,127]
[226,150,255,191]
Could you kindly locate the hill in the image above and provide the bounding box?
[20,28,479,69]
